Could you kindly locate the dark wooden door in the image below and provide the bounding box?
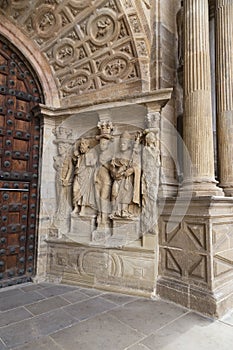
[0,36,43,287]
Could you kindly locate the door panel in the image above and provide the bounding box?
[0,36,43,287]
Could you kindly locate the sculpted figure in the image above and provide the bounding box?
[94,122,113,229]
[72,138,97,215]
[110,131,141,218]
[53,140,73,227]
[141,130,160,234]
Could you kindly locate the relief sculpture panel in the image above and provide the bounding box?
[51,116,161,249]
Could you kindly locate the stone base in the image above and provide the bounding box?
[179,181,224,197]
[46,240,157,297]
[91,229,111,245]
[68,214,96,244]
[111,216,141,247]
[158,196,233,318]
[157,277,233,318]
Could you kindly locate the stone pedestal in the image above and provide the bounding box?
[69,214,96,243]
[110,217,141,247]
[158,197,233,318]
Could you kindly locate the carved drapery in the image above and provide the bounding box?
[52,119,161,246]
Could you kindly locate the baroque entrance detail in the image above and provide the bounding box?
[2,0,233,319]
[0,37,43,287]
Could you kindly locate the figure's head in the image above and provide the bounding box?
[79,139,89,154]
[57,142,68,156]
[99,136,110,151]
[120,131,131,151]
[145,131,157,146]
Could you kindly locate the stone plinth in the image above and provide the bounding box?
[46,239,156,296]
[158,197,233,318]
[69,214,96,244]
[111,217,141,247]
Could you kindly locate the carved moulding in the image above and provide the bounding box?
[47,244,157,295]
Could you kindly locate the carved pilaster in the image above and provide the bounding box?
[216,0,233,196]
[182,0,223,195]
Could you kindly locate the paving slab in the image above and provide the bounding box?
[109,298,188,336]
[140,312,233,350]
[13,336,63,350]
[36,284,79,298]
[100,292,138,305]
[0,308,78,348]
[0,306,32,327]
[51,313,144,350]
[0,290,45,312]
[61,289,90,304]
[63,296,117,321]
[25,295,70,316]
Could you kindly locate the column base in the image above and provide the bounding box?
[157,277,233,318]
[180,181,224,197]
[158,196,233,318]
[220,184,233,197]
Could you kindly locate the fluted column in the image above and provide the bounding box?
[216,0,233,196]
[182,0,223,195]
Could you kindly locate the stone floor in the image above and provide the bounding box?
[0,282,233,349]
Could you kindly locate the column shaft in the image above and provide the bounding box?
[216,0,233,196]
[182,0,223,195]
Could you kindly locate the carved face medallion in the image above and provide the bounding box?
[54,40,75,67]
[87,10,119,46]
[61,70,91,93]
[34,5,60,38]
[100,53,132,82]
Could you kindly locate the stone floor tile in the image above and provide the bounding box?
[127,344,151,350]
[36,284,79,298]
[109,298,188,336]
[20,284,44,292]
[63,296,117,321]
[220,309,233,327]
[79,287,105,297]
[0,287,24,299]
[0,291,45,312]
[25,295,70,315]
[12,336,63,350]
[51,313,144,350]
[0,339,6,350]
[140,312,233,350]
[0,307,32,327]
[0,308,77,348]
[100,292,138,305]
[61,289,90,304]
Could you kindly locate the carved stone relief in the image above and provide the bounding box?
[50,117,161,247]
[51,126,74,235]
[1,0,150,104]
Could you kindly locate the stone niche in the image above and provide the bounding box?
[42,91,173,295]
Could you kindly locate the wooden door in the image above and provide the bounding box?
[0,36,43,287]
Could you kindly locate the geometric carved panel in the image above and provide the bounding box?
[1,0,150,104]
